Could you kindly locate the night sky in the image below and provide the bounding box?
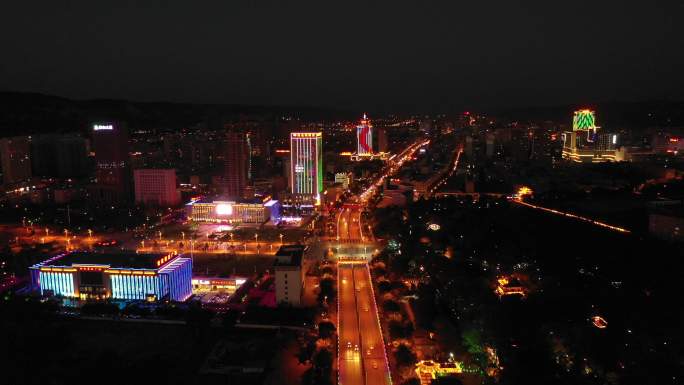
[1,1,683,112]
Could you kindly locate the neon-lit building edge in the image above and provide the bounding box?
[30,251,192,302]
[290,132,323,205]
[562,109,619,163]
[357,114,373,156]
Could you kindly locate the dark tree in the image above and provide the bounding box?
[318,320,336,339]
[313,348,333,371]
[401,379,421,385]
[389,320,414,340]
[382,299,401,313]
[318,277,336,304]
[378,280,392,293]
[298,340,316,365]
[431,377,464,385]
[222,309,240,328]
[394,343,417,368]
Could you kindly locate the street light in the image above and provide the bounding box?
[279,233,284,245]
[158,231,162,241]
[181,232,185,241]
[88,229,93,240]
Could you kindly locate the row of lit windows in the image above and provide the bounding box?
[111,274,160,300]
[191,204,267,223]
[39,271,76,297]
[291,136,322,195]
[161,259,193,301]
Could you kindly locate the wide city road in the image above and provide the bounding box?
[336,205,365,243]
[338,262,391,385]
[339,263,363,385]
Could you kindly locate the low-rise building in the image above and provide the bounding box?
[29,251,192,302]
[273,245,305,306]
[335,172,353,189]
[186,196,281,225]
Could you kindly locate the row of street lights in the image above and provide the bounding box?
[140,231,286,253]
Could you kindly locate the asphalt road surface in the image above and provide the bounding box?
[338,263,391,385]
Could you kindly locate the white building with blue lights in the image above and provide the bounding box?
[29,251,192,302]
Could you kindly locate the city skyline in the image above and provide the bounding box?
[1,3,683,385]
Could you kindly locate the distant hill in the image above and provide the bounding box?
[0,91,356,136]
[497,100,684,130]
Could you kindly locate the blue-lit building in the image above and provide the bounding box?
[29,251,192,302]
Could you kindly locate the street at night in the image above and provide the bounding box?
[2,2,684,385]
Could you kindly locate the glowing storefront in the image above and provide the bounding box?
[29,251,192,302]
[186,197,281,224]
[191,276,247,294]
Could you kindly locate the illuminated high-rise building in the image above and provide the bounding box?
[356,114,373,156]
[572,109,598,142]
[90,122,131,203]
[562,110,618,162]
[223,131,248,198]
[290,132,323,202]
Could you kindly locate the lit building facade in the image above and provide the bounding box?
[29,251,192,302]
[562,110,619,162]
[186,196,281,224]
[134,168,180,206]
[290,132,323,203]
[356,114,373,156]
[90,122,131,203]
[335,172,352,189]
[192,276,247,294]
[274,245,304,306]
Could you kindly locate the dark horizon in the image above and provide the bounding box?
[2,1,683,113]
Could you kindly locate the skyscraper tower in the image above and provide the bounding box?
[224,131,248,198]
[91,123,131,203]
[290,132,323,203]
[356,114,373,156]
[572,109,598,142]
[562,109,617,162]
